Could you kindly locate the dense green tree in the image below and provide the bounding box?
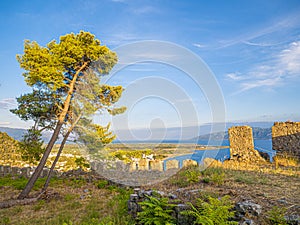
[10,90,59,131]
[15,31,124,199]
[18,128,44,164]
[11,90,60,164]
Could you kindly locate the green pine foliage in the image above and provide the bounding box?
[17,31,117,90]
[137,195,177,225]
[18,128,45,164]
[182,195,238,225]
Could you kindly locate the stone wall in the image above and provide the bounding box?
[228,126,264,162]
[0,165,60,178]
[272,121,300,158]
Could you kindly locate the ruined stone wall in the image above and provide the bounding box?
[272,122,300,158]
[228,126,264,162]
[0,165,59,178]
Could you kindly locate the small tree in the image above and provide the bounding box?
[18,128,44,164]
[10,90,59,131]
[14,31,123,199]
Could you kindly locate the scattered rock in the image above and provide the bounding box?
[235,200,262,217]
[285,214,300,225]
[239,219,256,225]
[277,198,288,205]
[168,193,177,199]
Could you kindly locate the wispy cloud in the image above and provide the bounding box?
[239,76,283,93]
[0,98,16,109]
[225,72,245,81]
[280,41,300,75]
[218,13,300,49]
[242,40,283,47]
[104,32,143,46]
[228,41,300,94]
[193,43,206,48]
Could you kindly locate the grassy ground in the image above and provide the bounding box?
[0,174,134,225]
[0,144,299,225]
[148,156,300,225]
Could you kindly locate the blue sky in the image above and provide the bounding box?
[0,0,300,131]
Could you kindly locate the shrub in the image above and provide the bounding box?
[171,166,201,187]
[210,171,225,186]
[137,195,177,225]
[266,206,287,225]
[75,157,90,170]
[96,179,109,189]
[181,195,238,225]
[202,167,225,186]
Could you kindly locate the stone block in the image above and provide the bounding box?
[166,160,179,170]
[20,167,30,178]
[138,159,149,170]
[272,121,300,158]
[182,159,197,167]
[149,160,163,171]
[228,126,264,162]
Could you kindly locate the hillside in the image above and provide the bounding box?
[0,132,22,164]
[0,127,53,142]
[196,127,272,140]
[0,127,26,141]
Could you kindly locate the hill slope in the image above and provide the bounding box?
[0,132,22,163]
[196,127,272,140]
[0,127,26,141]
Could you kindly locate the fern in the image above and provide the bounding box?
[182,195,238,225]
[266,206,287,225]
[137,195,176,225]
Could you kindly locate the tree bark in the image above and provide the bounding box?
[42,114,82,191]
[18,63,87,199]
[18,122,63,199]
[0,191,45,209]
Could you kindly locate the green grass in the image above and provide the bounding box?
[0,175,135,225]
[170,166,202,187]
[0,176,53,190]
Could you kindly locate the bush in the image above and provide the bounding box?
[181,195,238,225]
[75,157,90,170]
[202,167,225,186]
[266,206,287,225]
[96,179,109,189]
[137,195,177,225]
[171,166,201,187]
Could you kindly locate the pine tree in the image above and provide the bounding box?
[14,31,124,199]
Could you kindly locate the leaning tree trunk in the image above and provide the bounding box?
[42,114,82,191]
[18,63,86,199]
[18,122,63,199]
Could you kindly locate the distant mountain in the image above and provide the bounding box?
[1,122,274,142]
[195,127,272,140]
[0,127,53,142]
[114,122,274,141]
[252,127,272,139]
[0,127,26,140]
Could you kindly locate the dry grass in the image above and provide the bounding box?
[1,143,299,224]
[0,176,133,225]
[274,153,299,167]
[144,157,300,225]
